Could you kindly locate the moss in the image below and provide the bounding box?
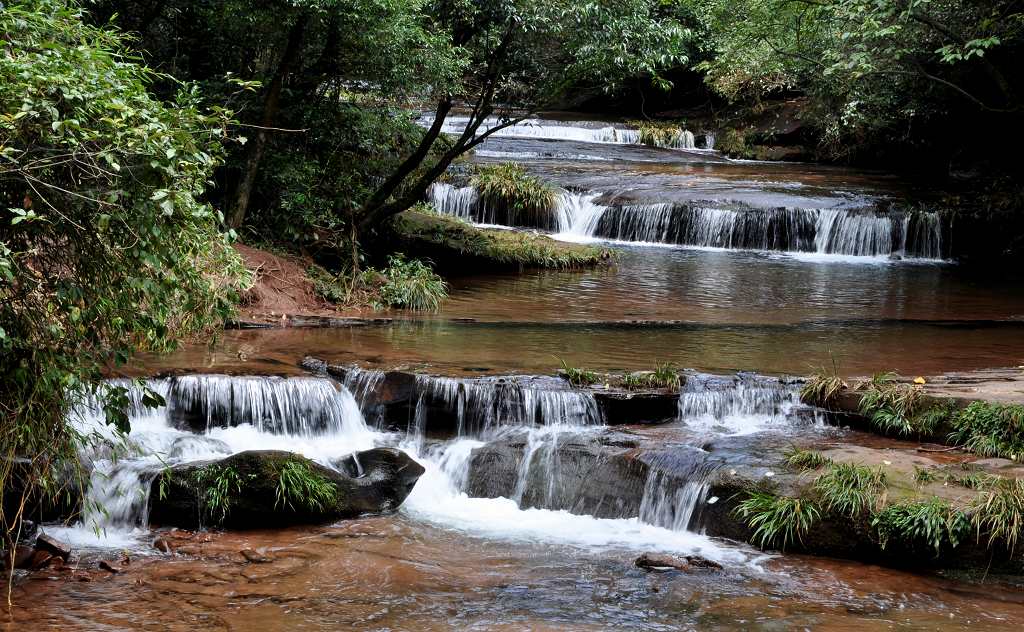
[391,208,612,270]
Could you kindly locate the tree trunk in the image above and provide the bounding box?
[228,14,309,229]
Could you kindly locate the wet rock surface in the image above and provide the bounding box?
[149,448,424,529]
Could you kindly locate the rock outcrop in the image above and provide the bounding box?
[148,448,424,529]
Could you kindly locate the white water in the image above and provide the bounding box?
[426,183,945,259]
[677,374,817,436]
[48,374,758,565]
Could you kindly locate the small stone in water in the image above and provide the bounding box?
[707,496,719,504]
[240,549,272,564]
[764,471,774,477]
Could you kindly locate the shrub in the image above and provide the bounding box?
[734,491,820,550]
[470,163,558,229]
[360,254,448,311]
[1,0,246,573]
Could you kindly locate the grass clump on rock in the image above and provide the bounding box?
[622,362,680,390]
[734,491,820,550]
[274,459,338,512]
[631,120,694,149]
[949,401,1024,460]
[558,359,599,387]
[783,446,832,471]
[873,498,970,556]
[799,370,847,408]
[470,163,559,229]
[814,462,887,519]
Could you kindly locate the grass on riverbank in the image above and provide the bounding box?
[471,163,559,229]
[391,207,613,271]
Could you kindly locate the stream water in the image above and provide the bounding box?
[13,373,1024,630]
[13,116,1024,629]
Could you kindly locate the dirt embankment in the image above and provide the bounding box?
[234,244,364,325]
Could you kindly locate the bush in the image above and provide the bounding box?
[1,0,245,566]
[360,254,447,311]
[632,120,694,149]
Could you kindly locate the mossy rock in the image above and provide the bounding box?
[148,448,424,529]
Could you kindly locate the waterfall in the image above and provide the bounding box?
[412,374,603,438]
[166,374,367,436]
[426,182,477,221]
[677,373,817,435]
[581,203,944,258]
[53,374,375,547]
[340,366,387,425]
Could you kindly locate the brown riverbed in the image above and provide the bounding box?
[7,516,1024,631]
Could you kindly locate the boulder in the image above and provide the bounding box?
[148,448,424,529]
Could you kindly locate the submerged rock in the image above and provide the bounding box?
[635,552,723,571]
[148,448,425,529]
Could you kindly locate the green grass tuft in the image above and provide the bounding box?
[621,362,680,390]
[471,163,558,229]
[734,491,820,550]
[558,359,598,387]
[783,446,833,471]
[949,401,1024,460]
[873,498,970,555]
[814,462,887,519]
[800,371,847,407]
[274,459,338,513]
[969,477,1024,553]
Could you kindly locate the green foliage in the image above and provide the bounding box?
[622,362,680,390]
[471,164,558,229]
[783,446,833,471]
[1,0,245,563]
[394,208,611,269]
[692,0,1023,159]
[308,263,353,305]
[274,459,337,513]
[194,466,244,526]
[814,463,887,519]
[360,254,448,311]
[873,498,970,555]
[856,374,927,436]
[914,466,938,485]
[734,491,820,550]
[949,401,1024,460]
[969,477,1024,553]
[558,359,599,387]
[800,371,847,407]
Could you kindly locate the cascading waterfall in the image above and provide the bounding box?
[426,182,944,258]
[677,373,819,435]
[587,203,944,258]
[426,115,642,145]
[52,369,822,565]
[412,374,603,438]
[51,375,374,548]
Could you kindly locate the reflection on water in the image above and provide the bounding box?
[9,517,1024,631]
[136,244,1024,378]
